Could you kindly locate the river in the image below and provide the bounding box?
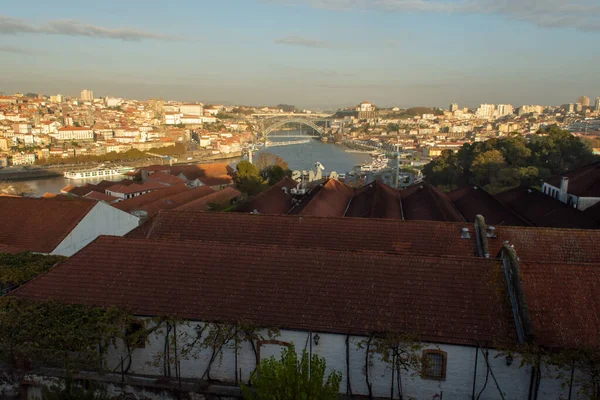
[15,130,372,196]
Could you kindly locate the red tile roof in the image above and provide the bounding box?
[174,187,240,212]
[544,161,600,197]
[11,236,514,346]
[146,171,187,186]
[521,261,600,349]
[235,177,297,214]
[400,183,465,222]
[114,184,190,213]
[83,191,119,203]
[128,211,479,257]
[345,181,403,219]
[0,243,25,254]
[0,197,96,253]
[293,179,354,217]
[138,185,216,218]
[448,186,530,226]
[106,181,166,195]
[495,187,597,229]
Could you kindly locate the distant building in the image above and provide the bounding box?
[58,126,94,141]
[356,101,377,119]
[179,104,204,117]
[475,104,495,119]
[80,89,94,102]
[49,94,63,103]
[11,153,36,166]
[596,97,600,112]
[497,104,514,117]
[449,103,459,112]
[577,96,590,107]
[106,97,122,107]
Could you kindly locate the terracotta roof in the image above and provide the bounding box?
[544,161,600,197]
[495,187,598,229]
[138,186,216,218]
[106,181,166,195]
[11,236,514,346]
[0,197,96,253]
[448,186,531,226]
[146,171,187,186]
[292,179,354,217]
[58,126,91,131]
[174,187,240,212]
[234,177,297,214]
[489,226,600,264]
[83,191,119,203]
[128,211,479,257]
[345,181,403,219]
[521,261,600,349]
[114,184,190,213]
[400,183,465,222]
[0,243,25,254]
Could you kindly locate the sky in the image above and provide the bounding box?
[1,0,599,109]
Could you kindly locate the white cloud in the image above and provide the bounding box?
[274,35,332,48]
[269,0,600,31]
[0,15,173,41]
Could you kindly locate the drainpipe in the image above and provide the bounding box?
[474,214,490,258]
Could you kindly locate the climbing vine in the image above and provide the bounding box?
[0,253,65,294]
[358,332,424,400]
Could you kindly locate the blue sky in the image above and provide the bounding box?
[1,0,599,108]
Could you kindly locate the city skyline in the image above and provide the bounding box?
[1,0,599,107]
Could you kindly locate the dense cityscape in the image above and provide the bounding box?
[2,0,600,399]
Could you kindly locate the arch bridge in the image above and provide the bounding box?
[259,117,329,138]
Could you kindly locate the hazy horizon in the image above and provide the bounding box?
[1,0,599,108]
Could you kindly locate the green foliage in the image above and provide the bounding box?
[387,123,400,132]
[276,104,297,113]
[0,298,144,372]
[423,127,598,193]
[242,346,341,400]
[36,144,186,166]
[0,253,66,292]
[262,165,290,185]
[235,160,267,197]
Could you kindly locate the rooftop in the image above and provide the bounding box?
[544,161,600,197]
[12,235,514,346]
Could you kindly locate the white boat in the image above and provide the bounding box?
[63,166,135,179]
[356,153,390,173]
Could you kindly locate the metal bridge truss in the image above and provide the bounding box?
[261,118,326,137]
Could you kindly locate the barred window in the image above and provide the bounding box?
[422,350,447,380]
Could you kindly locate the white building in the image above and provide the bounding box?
[476,104,496,119]
[106,97,123,107]
[179,104,204,117]
[58,126,94,141]
[596,97,600,112]
[541,162,600,210]
[49,94,63,103]
[80,89,94,102]
[449,103,459,112]
[497,104,514,117]
[11,153,36,166]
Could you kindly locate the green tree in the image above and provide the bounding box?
[471,150,506,186]
[242,346,341,400]
[422,150,463,189]
[262,165,289,185]
[235,160,266,197]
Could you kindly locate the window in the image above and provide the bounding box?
[422,349,447,380]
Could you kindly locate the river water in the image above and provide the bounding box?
[17,130,371,196]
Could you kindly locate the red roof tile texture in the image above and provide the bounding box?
[544,161,600,197]
[295,179,354,217]
[114,184,190,213]
[345,182,403,219]
[11,236,514,345]
[400,183,465,222]
[174,187,240,212]
[128,211,480,257]
[448,186,530,226]
[495,187,598,229]
[521,261,600,349]
[0,197,96,253]
[138,186,216,218]
[235,177,297,214]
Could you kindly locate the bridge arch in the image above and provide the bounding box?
[261,118,325,137]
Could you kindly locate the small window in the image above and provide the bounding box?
[422,349,447,380]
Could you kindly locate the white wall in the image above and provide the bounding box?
[103,321,582,400]
[52,202,139,256]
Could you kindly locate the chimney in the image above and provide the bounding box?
[559,177,569,204]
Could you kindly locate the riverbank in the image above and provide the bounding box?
[0,168,61,182]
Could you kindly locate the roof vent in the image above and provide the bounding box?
[282,187,289,194]
[250,209,259,214]
[527,189,532,194]
[486,226,497,238]
[461,227,471,239]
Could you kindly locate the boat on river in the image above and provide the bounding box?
[356,153,390,173]
[63,165,135,179]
